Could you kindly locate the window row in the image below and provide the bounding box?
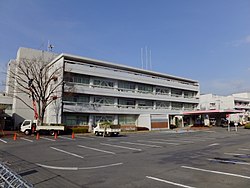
[63,94,197,110]
[64,73,197,98]
[62,114,137,126]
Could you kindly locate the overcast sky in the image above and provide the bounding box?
[1,0,250,95]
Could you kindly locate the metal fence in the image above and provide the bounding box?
[0,163,33,188]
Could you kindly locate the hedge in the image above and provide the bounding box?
[244,123,250,129]
[70,126,89,133]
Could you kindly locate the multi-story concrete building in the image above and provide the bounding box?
[6,48,57,129]
[7,47,200,130]
[199,93,250,123]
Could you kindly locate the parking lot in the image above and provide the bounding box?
[1,127,250,188]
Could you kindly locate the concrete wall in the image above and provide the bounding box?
[45,57,64,124]
[137,114,151,130]
[9,47,58,128]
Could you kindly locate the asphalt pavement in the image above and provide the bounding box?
[1,127,250,188]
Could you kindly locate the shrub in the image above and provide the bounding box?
[170,124,178,129]
[136,127,149,131]
[70,126,89,134]
[244,123,250,129]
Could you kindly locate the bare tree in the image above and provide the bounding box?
[8,56,64,125]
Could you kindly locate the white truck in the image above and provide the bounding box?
[20,120,65,136]
[93,123,121,136]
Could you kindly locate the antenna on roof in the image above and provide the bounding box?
[141,48,144,69]
[47,40,54,52]
[149,49,152,70]
[140,46,152,70]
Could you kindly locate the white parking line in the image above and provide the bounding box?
[0,138,7,143]
[121,141,162,148]
[208,143,219,147]
[137,140,179,145]
[50,147,84,159]
[40,137,56,142]
[100,143,142,151]
[75,136,94,140]
[208,158,250,165]
[239,148,250,151]
[78,145,116,155]
[146,176,196,188]
[20,138,33,142]
[36,162,123,170]
[182,166,250,179]
[224,152,247,156]
[58,136,74,140]
[78,162,123,170]
[152,139,194,143]
[180,138,208,142]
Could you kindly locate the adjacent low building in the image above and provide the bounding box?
[6,47,200,130]
[199,93,250,123]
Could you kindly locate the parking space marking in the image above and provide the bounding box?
[239,148,250,151]
[0,138,7,143]
[75,136,94,140]
[36,162,123,170]
[78,162,123,170]
[152,139,194,143]
[58,136,75,140]
[208,143,219,147]
[100,143,142,151]
[40,137,56,142]
[78,145,116,155]
[137,140,179,145]
[180,138,208,142]
[20,138,34,142]
[182,166,250,179]
[50,147,84,159]
[224,152,247,156]
[146,176,196,188]
[121,141,162,148]
[208,158,250,165]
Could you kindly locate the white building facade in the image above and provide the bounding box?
[199,93,250,123]
[46,54,200,130]
[7,48,200,130]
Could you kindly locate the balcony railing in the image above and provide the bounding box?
[64,81,199,100]
[63,101,196,112]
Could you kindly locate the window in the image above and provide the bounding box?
[94,115,114,124]
[119,115,136,125]
[171,89,182,97]
[155,87,170,95]
[93,78,114,88]
[184,103,195,110]
[118,81,135,91]
[138,84,153,94]
[184,91,196,98]
[63,115,88,126]
[137,100,154,108]
[64,73,89,84]
[156,101,170,109]
[172,102,183,110]
[63,94,89,103]
[93,96,114,105]
[118,99,135,107]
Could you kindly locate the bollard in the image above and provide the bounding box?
[54,132,57,139]
[13,133,17,141]
[72,132,75,139]
[36,132,40,140]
